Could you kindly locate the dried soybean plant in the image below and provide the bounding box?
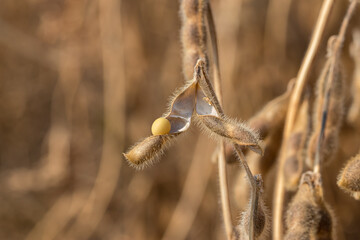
[284,1,358,239]
[124,0,360,239]
[124,0,267,239]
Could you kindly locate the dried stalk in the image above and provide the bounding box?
[273,0,334,239]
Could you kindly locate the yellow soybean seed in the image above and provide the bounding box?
[151,117,171,135]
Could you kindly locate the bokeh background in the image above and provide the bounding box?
[0,0,360,239]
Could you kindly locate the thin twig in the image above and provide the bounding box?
[314,0,358,173]
[273,0,334,239]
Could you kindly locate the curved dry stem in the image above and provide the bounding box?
[273,0,334,239]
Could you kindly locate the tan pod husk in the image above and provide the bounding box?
[235,175,271,240]
[285,171,336,240]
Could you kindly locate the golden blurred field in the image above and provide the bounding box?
[0,0,360,239]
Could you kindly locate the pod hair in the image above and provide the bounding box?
[284,171,336,240]
[337,153,360,200]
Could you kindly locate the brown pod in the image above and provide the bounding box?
[236,175,270,240]
[285,171,336,240]
[307,48,344,169]
[124,135,175,169]
[180,0,209,80]
[337,153,360,200]
[197,114,262,155]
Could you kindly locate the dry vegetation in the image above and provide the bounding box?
[1,0,360,240]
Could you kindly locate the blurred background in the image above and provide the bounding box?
[0,0,360,239]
